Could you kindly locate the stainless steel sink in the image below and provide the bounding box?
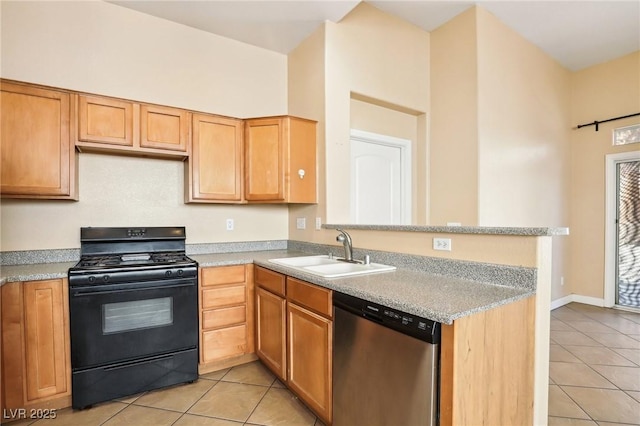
[268,255,396,278]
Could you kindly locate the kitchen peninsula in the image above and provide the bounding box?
[1,224,566,425]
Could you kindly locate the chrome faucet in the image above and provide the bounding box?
[336,229,353,262]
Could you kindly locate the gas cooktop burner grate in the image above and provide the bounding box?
[75,252,194,269]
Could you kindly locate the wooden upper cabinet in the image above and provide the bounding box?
[78,95,133,146]
[1,81,77,200]
[76,94,189,158]
[140,104,189,152]
[186,113,243,203]
[244,116,317,203]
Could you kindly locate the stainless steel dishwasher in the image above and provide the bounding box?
[333,292,441,426]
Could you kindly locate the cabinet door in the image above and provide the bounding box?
[23,279,71,402]
[140,104,189,152]
[288,117,317,203]
[78,95,133,146]
[255,287,286,381]
[245,118,285,201]
[287,302,332,424]
[188,114,243,202]
[1,82,75,199]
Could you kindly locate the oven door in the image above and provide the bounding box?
[69,277,197,369]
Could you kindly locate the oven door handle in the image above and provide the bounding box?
[70,280,195,297]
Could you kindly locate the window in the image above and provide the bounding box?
[613,124,640,146]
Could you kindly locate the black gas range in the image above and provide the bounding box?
[68,227,199,409]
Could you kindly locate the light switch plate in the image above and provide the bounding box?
[296,218,306,229]
[315,217,322,230]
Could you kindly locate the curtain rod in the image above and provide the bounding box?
[576,112,640,131]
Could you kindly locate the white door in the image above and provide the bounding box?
[350,130,411,225]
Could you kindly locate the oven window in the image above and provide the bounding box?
[103,297,173,334]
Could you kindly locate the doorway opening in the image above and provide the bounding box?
[605,152,640,311]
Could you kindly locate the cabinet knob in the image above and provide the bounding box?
[298,169,305,179]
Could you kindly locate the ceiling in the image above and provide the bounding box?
[109,1,640,71]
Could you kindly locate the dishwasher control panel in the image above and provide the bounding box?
[334,292,440,344]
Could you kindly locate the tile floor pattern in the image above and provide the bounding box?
[4,302,639,426]
[549,303,640,426]
[5,362,325,426]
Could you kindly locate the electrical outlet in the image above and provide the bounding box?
[226,219,234,231]
[433,238,452,251]
[296,218,306,230]
[315,217,322,230]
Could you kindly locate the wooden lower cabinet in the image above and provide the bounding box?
[255,286,287,381]
[287,302,332,424]
[198,265,256,373]
[0,279,71,415]
[254,266,332,424]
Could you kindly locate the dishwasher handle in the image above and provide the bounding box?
[362,310,384,323]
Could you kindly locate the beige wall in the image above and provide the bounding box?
[430,7,572,301]
[0,1,289,250]
[476,8,571,229]
[570,51,640,300]
[430,8,479,226]
[475,8,572,303]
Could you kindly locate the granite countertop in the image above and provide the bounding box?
[0,261,77,285]
[1,250,534,325]
[193,250,534,324]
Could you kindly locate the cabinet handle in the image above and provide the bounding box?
[298,169,305,179]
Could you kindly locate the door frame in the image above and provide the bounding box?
[604,150,640,308]
[349,129,412,225]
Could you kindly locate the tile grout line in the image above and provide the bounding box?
[168,378,221,426]
[550,304,640,425]
[239,377,277,426]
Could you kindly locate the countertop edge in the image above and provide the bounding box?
[324,223,569,236]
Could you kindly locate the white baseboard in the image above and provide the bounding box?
[550,294,606,310]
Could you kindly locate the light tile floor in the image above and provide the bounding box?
[549,302,640,425]
[6,362,324,426]
[5,301,639,426]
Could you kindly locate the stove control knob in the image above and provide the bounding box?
[88,276,96,283]
[102,275,110,282]
[165,270,172,277]
[177,269,184,276]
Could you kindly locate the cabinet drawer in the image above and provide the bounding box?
[201,324,247,363]
[202,305,246,330]
[202,285,245,309]
[201,265,246,287]
[255,266,285,297]
[287,278,332,318]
